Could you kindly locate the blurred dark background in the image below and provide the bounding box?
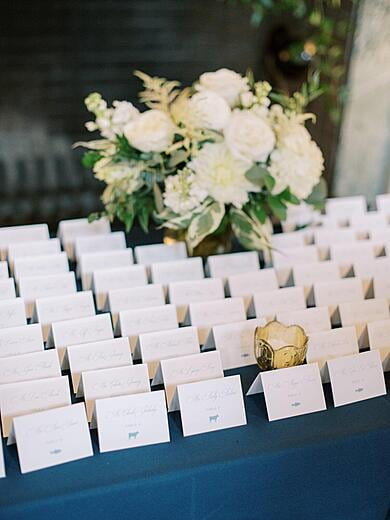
[0,0,356,229]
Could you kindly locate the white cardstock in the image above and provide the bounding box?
[83,364,150,422]
[313,278,364,324]
[0,323,43,359]
[339,298,389,346]
[68,337,132,395]
[0,349,61,386]
[8,238,61,273]
[95,390,170,452]
[79,249,134,290]
[13,403,93,473]
[325,196,366,222]
[0,262,9,279]
[313,228,357,260]
[292,261,340,304]
[0,224,49,261]
[168,278,225,323]
[206,251,259,279]
[353,258,390,297]
[134,242,187,265]
[276,307,331,334]
[272,246,319,286]
[271,231,306,249]
[13,252,69,281]
[328,350,386,407]
[373,276,390,302]
[186,297,246,344]
[227,269,278,311]
[58,217,111,260]
[261,363,326,421]
[138,326,199,379]
[367,319,390,371]
[0,298,26,330]
[0,375,71,438]
[74,232,126,260]
[252,287,306,322]
[330,242,376,276]
[177,375,247,436]
[0,279,16,300]
[151,257,204,286]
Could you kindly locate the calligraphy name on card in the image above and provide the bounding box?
[83,364,150,422]
[177,375,247,436]
[92,265,148,310]
[0,298,26,330]
[118,304,178,351]
[13,403,93,474]
[261,363,326,421]
[107,284,165,327]
[252,286,306,322]
[14,252,69,282]
[276,307,331,335]
[0,279,16,301]
[95,390,170,452]
[168,278,225,323]
[328,350,386,407]
[79,249,134,290]
[0,224,49,261]
[339,298,389,346]
[58,217,111,260]
[0,323,43,359]
[8,238,61,273]
[313,278,364,324]
[0,349,61,386]
[138,326,199,379]
[186,297,246,344]
[134,242,187,266]
[74,231,126,260]
[68,337,132,395]
[0,375,71,438]
[206,251,259,279]
[150,257,204,286]
[203,319,266,370]
[227,269,279,311]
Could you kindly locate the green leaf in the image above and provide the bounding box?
[264,173,275,192]
[82,151,102,169]
[245,164,270,187]
[87,212,101,223]
[186,201,225,251]
[278,188,300,205]
[267,195,287,221]
[305,178,327,210]
[229,208,272,251]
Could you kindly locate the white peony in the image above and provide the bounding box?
[224,109,275,165]
[196,68,249,107]
[188,143,252,208]
[124,109,176,153]
[184,91,231,131]
[164,169,207,215]
[268,140,324,199]
[94,160,144,194]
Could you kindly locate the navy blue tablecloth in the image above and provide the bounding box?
[1,367,389,520]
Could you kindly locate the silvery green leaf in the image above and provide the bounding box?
[187,201,225,250]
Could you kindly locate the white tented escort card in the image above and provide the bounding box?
[0,298,26,330]
[118,304,178,351]
[272,246,319,286]
[373,276,390,302]
[138,326,199,379]
[353,258,390,297]
[227,269,279,311]
[0,324,43,358]
[0,262,9,279]
[107,284,165,327]
[339,298,389,346]
[177,375,246,437]
[328,350,386,407]
[95,390,170,452]
[349,212,387,239]
[34,290,95,341]
[68,337,132,395]
[313,278,364,324]
[203,319,266,370]
[0,349,61,386]
[47,313,114,368]
[8,238,61,273]
[0,279,16,300]
[168,278,225,323]
[271,231,306,249]
[206,251,259,279]
[276,307,331,334]
[92,265,148,310]
[185,297,246,344]
[367,319,390,353]
[74,231,126,260]
[13,403,93,474]
[376,193,390,214]
[292,261,340,305]
[306,327,359,381]
[13,252,69,281]
[325,196,366,223]
[261,364,326,421]
[83,364,150,422]
[0,224,49,260]
[134,242,187,265]
[0,375,71,438]
[18,272,77,318]
[313,228,357,260]
[79,249,134,290]
[252,286,306,322]
[330,242,376,277]
[58,217,111,259]
[150,257,204,287]
[153,351,224,412]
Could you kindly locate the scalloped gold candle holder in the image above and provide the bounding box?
[254,320,308,371]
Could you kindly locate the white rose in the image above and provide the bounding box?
[224,109,275,164]
[196,68,249,107]
[124,109,176,153]
[188,91,231,130]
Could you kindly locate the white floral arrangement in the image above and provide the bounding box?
[76,68,326,253]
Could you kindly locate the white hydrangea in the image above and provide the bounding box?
[224,109,275,165]
[173,91,231,131]
[111,101,139,134]
[163,169,207,215]
[196,68,249,107]
[94,160,144,194]
[124,109,176,153]
[188,143,252,208]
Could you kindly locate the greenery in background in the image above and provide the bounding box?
[226,0,358,123]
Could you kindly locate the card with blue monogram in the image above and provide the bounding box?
[12,403,93,474]
[83,364,150,422]
[0,278,16,301]
[0,298,26,330]
[206,251,259,279]
[0,323,43,359]
[261,363,326,421]
[79,248,134,290]
[0,349,61,386]
[177,375,247,436]
[134,242,187,266]
[95,390,170,452]
[328,350,386,407]
[0,224,49,261]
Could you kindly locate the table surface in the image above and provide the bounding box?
[0,366,389,520]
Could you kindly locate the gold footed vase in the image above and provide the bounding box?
[164,227,233,257]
